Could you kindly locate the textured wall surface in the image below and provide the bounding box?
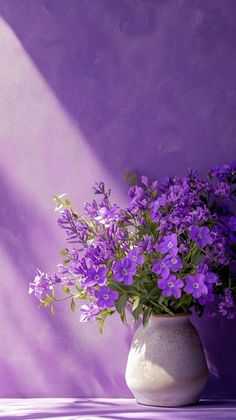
[0,0,236,398]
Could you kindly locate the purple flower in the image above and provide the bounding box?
[29,269,61,300]
[210,164,231,180]
[158,233,178,256]
[217,288,235,319]
[152,194,167,211]
[158,275,184,299]
[93,181,111,198]
[214,182,230,201]
[210,226,219,242]
[153,255,183,279]
[83,266,107,287]
[141,175,149,187]
[197,263,218,284]
[167,255,183,272]
[95,286,119,309]
[80,303,100,322]
[138,234,154,252]
[71,257,89,276]
[150,194,167,222]
[30,163,236,323]
[196,264,217,305]
[198,284,215,305]
[57,264,69,274]
[184,274,208,299]
[229,216,236,232]
[197,263,209,274]
[93,181,106,194]
[128,186,147,213]
[113,258,136,285]
[190,225,213,248]
[83,200,99,218]
[57,209,88,244]
[205,272,218,284]
[127,248,144,266]
[94,205,119,226]
[85,244,110,264]
[152,257,170,279]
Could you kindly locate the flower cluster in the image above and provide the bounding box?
[29,164,236,331]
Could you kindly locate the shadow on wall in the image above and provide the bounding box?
[0,0,236,398]
[191,308,236,399]
[1,0,236,180]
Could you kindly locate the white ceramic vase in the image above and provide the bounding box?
[125,313,208,407]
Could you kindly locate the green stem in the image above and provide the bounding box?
[53,294,74,302]
[149,299,174,316]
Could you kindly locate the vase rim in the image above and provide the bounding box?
[151,312,192,319]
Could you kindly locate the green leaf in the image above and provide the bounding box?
[108,283,123,292]
[63,286,71,294]
[45,294,55,303]
[174,293,192,310]
[124,170,131,179]
[191,250,204,265]
[147,286,158,299]
[65,198,72,206]
[132,303,143,321]
[71,298,76,312]
[73,292,88,300]
[132,297,143,321]
[60,249,68,256]
[132,296,140,311]
[115,293,127,316]
[158,294,165,305]
[120,310,126,323]
[131,174,137,185]
[142,307,152,327]
[151,298,174,316]
[123,171,137,186]
[98,317,105,334]
[96,309,116,333]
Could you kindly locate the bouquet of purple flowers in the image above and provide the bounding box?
[29,163,236,331]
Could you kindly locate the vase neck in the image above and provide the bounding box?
[148,314,191,328]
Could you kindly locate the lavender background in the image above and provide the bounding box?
[0,0,236,398]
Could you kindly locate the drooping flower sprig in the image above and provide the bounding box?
[29,163,236,331]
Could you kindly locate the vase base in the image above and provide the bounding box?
[136,397,199,408]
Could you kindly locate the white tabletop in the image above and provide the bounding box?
[0,398,236,419]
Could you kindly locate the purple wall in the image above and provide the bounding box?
[0,0,236,398]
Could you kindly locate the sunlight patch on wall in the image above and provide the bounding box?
[0,17,125,211]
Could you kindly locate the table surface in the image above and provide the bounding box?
[0,398,236,420]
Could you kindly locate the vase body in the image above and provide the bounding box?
[125,314,208,407]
